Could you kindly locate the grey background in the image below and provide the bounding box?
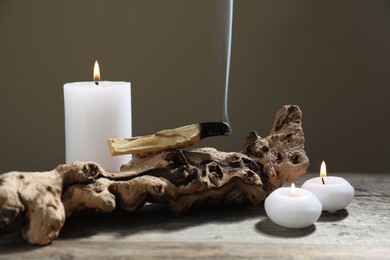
[0,0,389,173]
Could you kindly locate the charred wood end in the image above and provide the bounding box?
[200,122,231,138]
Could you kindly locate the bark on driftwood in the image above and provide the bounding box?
[0,105,308,245]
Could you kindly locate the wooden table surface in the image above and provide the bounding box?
[0,172,389,259]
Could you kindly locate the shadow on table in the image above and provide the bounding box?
[61,202,267,240]
[318,209,349,222]
[0,202,267,252]
[254,209,349,238]
[255,218,316,238]
[0,232,41,254]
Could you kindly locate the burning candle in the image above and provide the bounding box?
[264,183,322,228]
[64,61,132,171]
[301,161,354,213]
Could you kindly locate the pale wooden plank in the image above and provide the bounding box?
[0,173,389,259]
[1,241,390,260]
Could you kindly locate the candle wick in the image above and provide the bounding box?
[95,81,99,86]
[321,177,325,185]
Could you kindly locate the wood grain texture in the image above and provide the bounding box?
[0,173,389,259]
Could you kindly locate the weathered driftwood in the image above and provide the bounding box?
[0,105,308,245]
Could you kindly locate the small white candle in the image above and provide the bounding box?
[301,161,354,213]
[64,61,132,171]
[265,183,322,228]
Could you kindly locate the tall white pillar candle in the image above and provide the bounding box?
[64,80,132,172]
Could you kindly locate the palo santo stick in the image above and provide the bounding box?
[108,122,231,155]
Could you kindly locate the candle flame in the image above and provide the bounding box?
[290,183,296,197]
[93,60,100,81]
[320,161,327,177]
